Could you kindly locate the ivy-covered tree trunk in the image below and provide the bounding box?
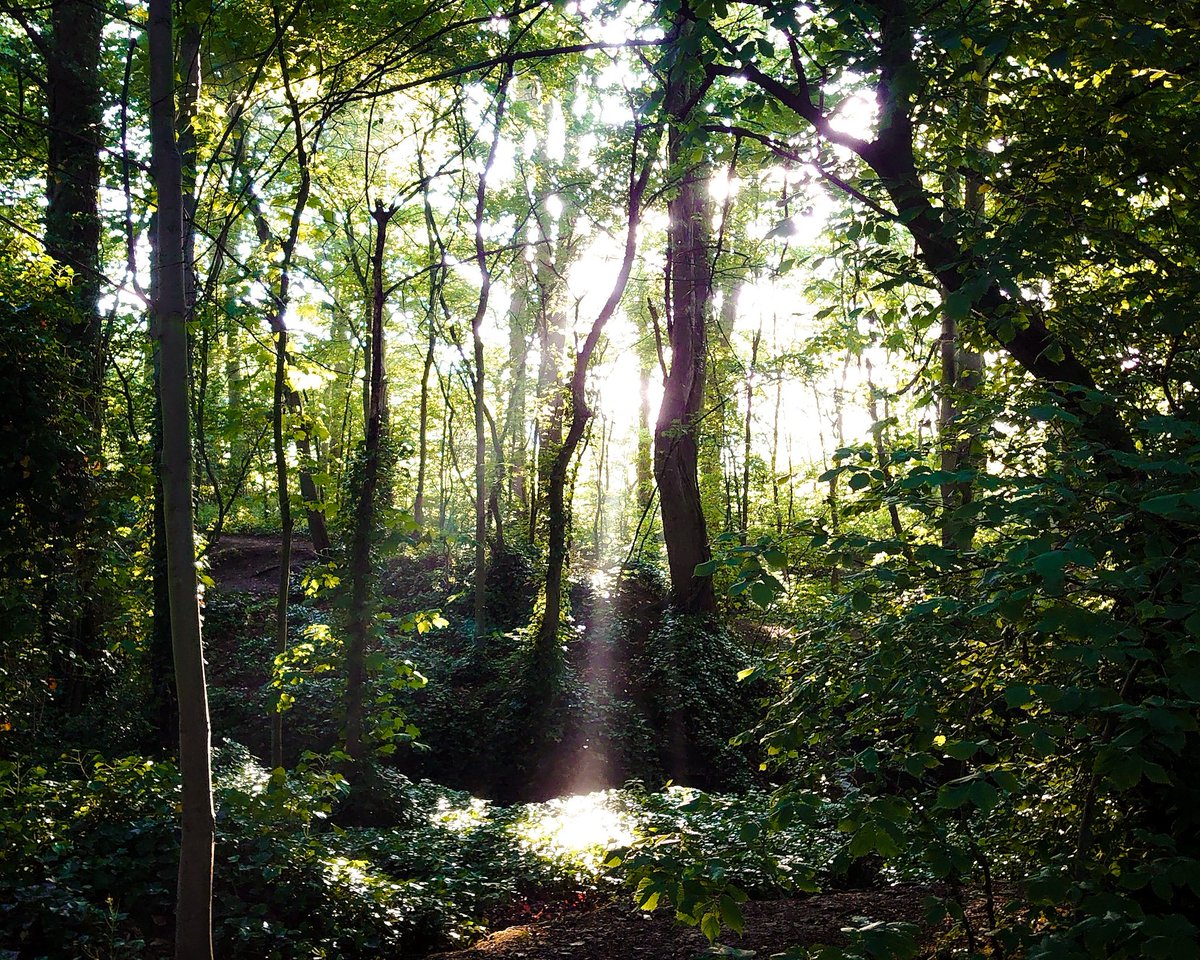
[46,0,102,360]
[344,201,396,764]
[470,76,510,637]
[45,0,104,717]
[148,0,215,953]
[535,140,652,653]
[655,30,716,614]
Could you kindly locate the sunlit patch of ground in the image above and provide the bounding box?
[516,790,636,864]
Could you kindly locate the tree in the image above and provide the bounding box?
[655,19,716,615]
[343,200,397,764]
[534,120,655,654]
[147,0,214,953]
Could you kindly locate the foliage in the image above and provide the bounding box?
[722,398,1200,957]
[0,745,829,958]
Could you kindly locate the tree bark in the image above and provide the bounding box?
[535,143,653,653]
[148,0,215,954]
[740,322,761,540]
[343,201,396,764]
[45,0,104,717]
[636,303,655,515]
[655,31,717,615]
[470,75,511,637]
[415,169,442,528]
[46,0,103,360]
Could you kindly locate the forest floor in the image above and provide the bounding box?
[434,888,953,960]
[209,532,316,593]
[206,543,978,960]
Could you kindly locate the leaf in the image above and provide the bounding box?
[944,289,973,320]
[749,580,776,608]
[1004,683,1034,708]
[719,894,745,934]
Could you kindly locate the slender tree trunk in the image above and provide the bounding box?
[148,1,215,954]
[415,166,442,527]
[270,333,292,770]
[636,311,654,514]
[655,30,716,614]
[470,76,511,637]
[344,201,396,763]
[740,323,761,540]
[149,218,178,754]
[536,142,653,652]
[866,357,908,548]
[416,323,437,527]
[530,250,569,541]
[507,278,530,516]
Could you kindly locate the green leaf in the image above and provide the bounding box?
[749,580,776,608]
[719,894,745,934]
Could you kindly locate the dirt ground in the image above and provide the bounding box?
[208,533,316,593]
[432,888,956,960]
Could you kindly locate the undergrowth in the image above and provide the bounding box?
[0,745,841,959]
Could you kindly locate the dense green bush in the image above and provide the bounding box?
[713,399,1200,957]
[1,744,832,959]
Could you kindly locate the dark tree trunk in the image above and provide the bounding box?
[535,144,652,654]
[148,0,215,953]
[470,76,511,637]
[46,0,102,356]
[655,35,717,615]
[344,201,396,764]
[45,0,104,717]
[148,217,178,754]
[270,332,293,770]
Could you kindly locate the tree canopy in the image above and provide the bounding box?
[1,0,1198,957]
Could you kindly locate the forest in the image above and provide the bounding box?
[0,0,1197,956]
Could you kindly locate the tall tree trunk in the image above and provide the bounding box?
[505,276,530,519]
[46,0,104,717]
[266,37,308,766]
[636,304,655,515]
[740,322,761,540]
[655,30,717,615]
[530,240,569,541]
[535,145,652,653]
[149,218,178,754]
[46,0,102,363]
[938,43,988,550]
[470,76,511,637]
[270,332,293,770]
[148,1,215,954]
[344,201,396,764]
[415,162,442,528]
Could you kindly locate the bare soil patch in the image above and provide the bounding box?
[208,533,316,594]
[432,888,948,960]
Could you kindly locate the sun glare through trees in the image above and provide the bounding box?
[1,0,1198,957]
